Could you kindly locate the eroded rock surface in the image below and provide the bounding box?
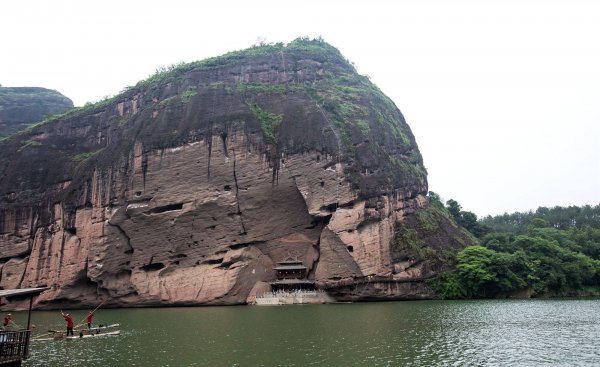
[0,39,469,309]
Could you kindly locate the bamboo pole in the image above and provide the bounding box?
[74,299,107,329]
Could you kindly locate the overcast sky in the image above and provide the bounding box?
[1,0,598,216]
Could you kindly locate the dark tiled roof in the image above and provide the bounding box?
[0,287,49,298]
[274,264,307,270]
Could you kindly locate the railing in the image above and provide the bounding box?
[258,290,324,299]
[319,274,434,289]
[0,330,31,364]
[254,289,334,305]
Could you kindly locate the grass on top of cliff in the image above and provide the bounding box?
[10,37,425,195]
[134,36,349,90]
[23,37,352,133]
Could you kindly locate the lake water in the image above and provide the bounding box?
[9,299,599,366]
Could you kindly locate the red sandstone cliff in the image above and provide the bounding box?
[0,39,470,309]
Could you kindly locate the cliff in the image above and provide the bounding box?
[0,87,74,138]
[0,39,471,309]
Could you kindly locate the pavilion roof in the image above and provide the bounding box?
[0,287,49,299]
[274,264,307,270]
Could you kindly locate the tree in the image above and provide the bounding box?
[428,191,442,205]
[434,204,600,299]
[446,199,462,223]
[456,246,497,297]
[461,211,477,228]
[530,217,550,229]
[456,245,530,297]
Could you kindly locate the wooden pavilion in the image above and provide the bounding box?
[270,258,315,292]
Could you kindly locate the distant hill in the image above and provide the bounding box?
[480,204,600,233]
[0,86,74,138]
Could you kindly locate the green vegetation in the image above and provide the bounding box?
[481,205,600,232]
[428,196,600,299]
[105,37,380,153]
[390,156,428,188]
[117,116,129,126]
[0,87,72,110]
[395,223,429,259]
[355,119,370,136]
[157,96,176,109]
[18,38,348,132]
[306,72,372,146]
[393,204,473,267]
[209,81,224,89]
[236,82,291,94]
[17,139,41,151]
[6,38,424,197]
[72,151,97,163]
[443,198,492,237]
[134,37,345,91]
[28,95,116,131]
[181,89,197,103]
[245,101,282,145]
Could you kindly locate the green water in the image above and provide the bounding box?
[8,299,599,366]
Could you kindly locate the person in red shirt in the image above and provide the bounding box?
[2,313,11,329]
[61,311,74,336]
[86,311,94,329]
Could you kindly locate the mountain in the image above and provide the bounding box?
[0,87,73,138]
[0,38,471,308]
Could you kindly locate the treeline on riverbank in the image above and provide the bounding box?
[426,194,600,299]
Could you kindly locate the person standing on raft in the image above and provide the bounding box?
[86,311,94,329]
[61,311,74,336]
[2,313,11,330]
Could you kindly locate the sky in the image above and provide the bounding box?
[1,0,598,217]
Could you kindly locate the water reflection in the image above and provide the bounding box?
[7,299,598,366]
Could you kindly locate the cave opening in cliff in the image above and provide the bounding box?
[205,258,224,265]
[140,262,165,271]
[229,240,264,250]
[305,214,332,229]
[150,203,184,214]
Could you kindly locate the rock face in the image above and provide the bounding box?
[0,39,470,309]
[0,87,74,138]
